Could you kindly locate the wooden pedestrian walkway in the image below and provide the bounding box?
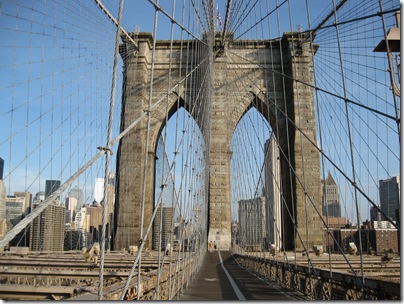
[177,250,305,301]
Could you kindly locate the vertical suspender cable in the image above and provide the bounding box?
[265,0,283,257]
[305,0,334,282]
[221,0,232,43]
[154,0,177,299]
[378,0,400,141]
[136,0,160,300]
[331,0,365,291]
[170,1,186,298]
[274,0,296,262]
[286,0,310,271]
[98,0,123,300]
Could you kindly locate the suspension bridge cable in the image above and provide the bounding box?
[331,0,365,289]
[305,0,335,279]
[154,0,180,296]
[147,0,208,45]
[97,0,123,299]
[135,1,161,298]
[225,37,398,229]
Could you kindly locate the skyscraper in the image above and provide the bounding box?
[30,201,66,251]
[14,191,32,215]
[153,206,174,251]
[45,180,61,201]
[264,135,282,251]
[379,176,400,221]
[238,197,266,251]
[33,191,45,204]
[370,205,382,222]
[94,178,104,204]
[6,196,26,224]
[65,196,78,224]
[321,172,341,217]
[68,187,84,207]
[0,180,7,238]
[65,187,83,224]
[0,157,4,180]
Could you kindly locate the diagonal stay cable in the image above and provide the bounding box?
[0,150,105,248]
[233,0,287,39]
[94,0,138,48]
[0,52,210,249]
[118,50,212,299]
[147,0,208,45]
[226,47,398,230]
[97,0,123,299]
[227,49,397,122]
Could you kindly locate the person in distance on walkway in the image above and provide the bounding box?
[209,240,213,252]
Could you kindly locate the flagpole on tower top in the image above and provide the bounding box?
[216,3,219,31]
[216,3,222,32]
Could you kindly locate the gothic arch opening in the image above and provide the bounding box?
[153,107,207,252]
[231,106,277,250]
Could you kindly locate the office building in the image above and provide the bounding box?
[87,204,103,242]
[64,228,90,251]
[370,205,383,221]
[33,191,45,204]
[14,191,32,215]
[64,187,83,225]
[75,207,90,232]
[379,176,400,221]
[321,172,341,217]
[67,187,83,207]
[94,178,104,204]
[106,173,115,217]
[65,196,78,224]
[152,206,174,251]
[45,180,61,201]
[238,197,266,251]
[30,201,65,251]
[5,196,25,224]
[0,157,4,180]
[264,135,282,251]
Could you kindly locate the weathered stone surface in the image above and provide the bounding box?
[114,32,322,252]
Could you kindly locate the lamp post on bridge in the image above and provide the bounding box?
[373,10,400,139]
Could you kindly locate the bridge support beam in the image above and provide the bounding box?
[207,40,232,250]
[114,33,157,250]
[280,32,323,251]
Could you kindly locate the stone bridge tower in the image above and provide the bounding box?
[114,32,323,252]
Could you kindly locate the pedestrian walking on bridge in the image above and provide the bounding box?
[209,240,213,252]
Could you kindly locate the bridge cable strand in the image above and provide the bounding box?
[227,39,321,278]
[97,0,124,300]
[224,0,398,282]
[224,45,399,230]
[136,0,160,299]
[229,51,359,290]
[332,0,365,288]
[154,0,176,298]
[305,0,335,280]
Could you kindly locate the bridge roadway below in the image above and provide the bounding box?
[177,250,306,301]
